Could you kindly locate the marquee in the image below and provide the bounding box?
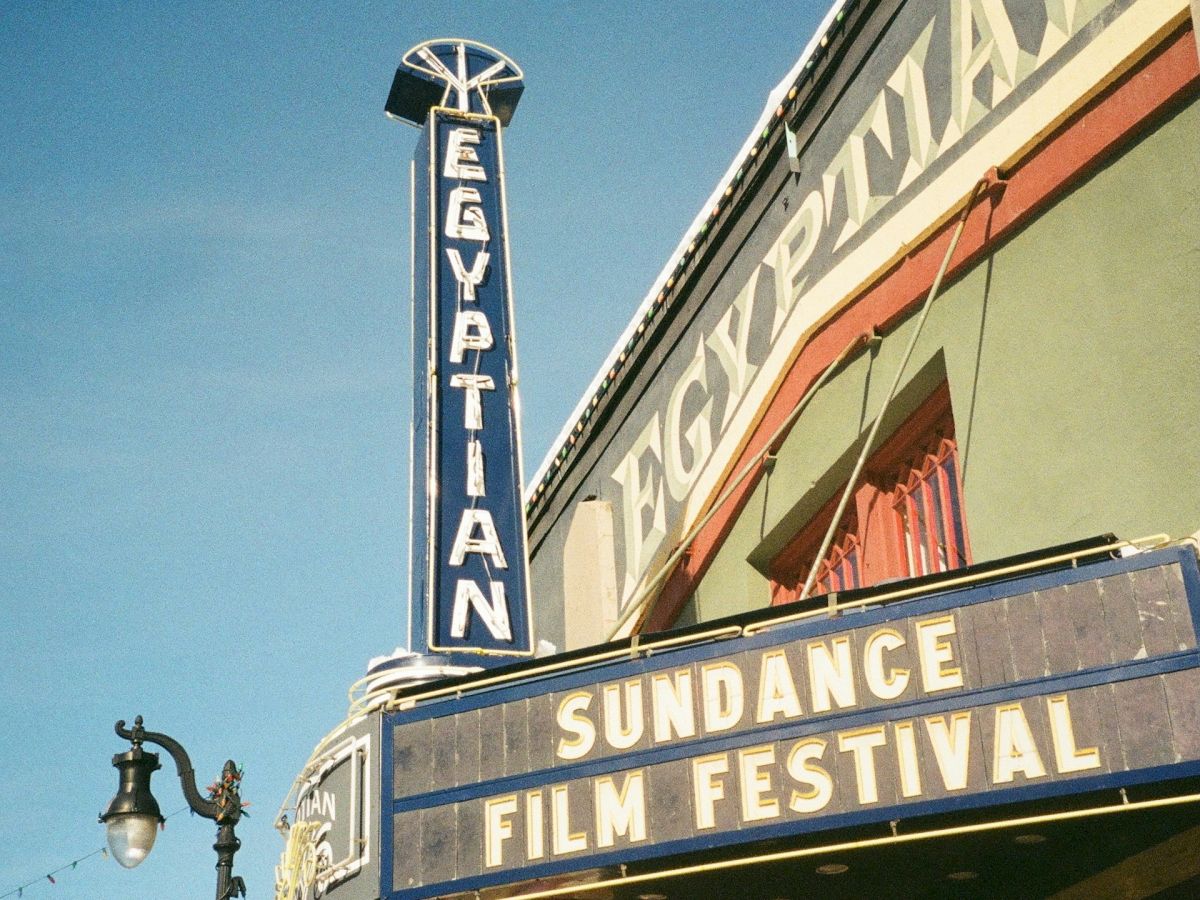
[384,545,1200,897]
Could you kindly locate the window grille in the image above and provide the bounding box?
[891,433,969,578]
[768,383,971,607]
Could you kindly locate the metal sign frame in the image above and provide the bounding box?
[382,545,1200,897]
[408,102,535,663]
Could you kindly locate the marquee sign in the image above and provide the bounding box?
[388,41,534,665]
[275,718,378,900]
[384,546,1200,897]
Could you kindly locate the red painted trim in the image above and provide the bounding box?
[643,25,1200,633]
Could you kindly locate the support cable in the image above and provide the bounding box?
[614,327,874,640]
[0,807,188,899]
[797,170,1002,604]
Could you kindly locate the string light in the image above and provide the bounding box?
[0,807,187,899]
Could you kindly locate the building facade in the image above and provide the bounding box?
[525,0,1200,650]
[279,1,1200,897]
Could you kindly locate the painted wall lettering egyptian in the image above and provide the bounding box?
[546,0,1129,612]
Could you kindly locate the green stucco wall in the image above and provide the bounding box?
[687,97,1200,623]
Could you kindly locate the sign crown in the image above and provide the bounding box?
[385,39,524,126]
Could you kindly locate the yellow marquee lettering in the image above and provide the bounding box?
[924,711,973,790]
[915,615,963,693]
[594,771,647,848]
[786,738,833,814]
[737,745,780,822]
[894,721,922,798]
[551,785,588,855]
[693,753,730,830]
[525,791,544,861]
[808,636,857,713]
[651,669,696,743]
[556,691,596,761]
[702,662,745,733]
[1047,695,1101,774]
[838,725,888,805]
[601,680,645,750]
[863,627,911,701]
[756,650,804,723]
[993,703,1048,784]
[484,795,518,868]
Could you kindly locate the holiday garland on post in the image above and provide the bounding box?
[206,764,251,818]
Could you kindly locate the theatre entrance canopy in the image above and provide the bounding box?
[383,541,1200,898]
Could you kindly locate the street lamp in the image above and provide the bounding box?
[100,716,247,900]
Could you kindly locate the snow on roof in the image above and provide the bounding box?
[525,0,852,514]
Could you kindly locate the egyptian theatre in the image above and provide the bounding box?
[276,1,1200,897]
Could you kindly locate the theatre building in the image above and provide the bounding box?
[278,1,1200,898]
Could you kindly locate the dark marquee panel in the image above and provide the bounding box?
[383,546,1200,898]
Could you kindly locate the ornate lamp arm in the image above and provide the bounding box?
[115,717,229,820]
[114,717,246,899]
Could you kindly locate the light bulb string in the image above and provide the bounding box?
[0,806,189,898]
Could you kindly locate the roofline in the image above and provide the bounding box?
[525,0,851,505]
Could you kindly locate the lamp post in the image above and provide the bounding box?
[100,716,247,900]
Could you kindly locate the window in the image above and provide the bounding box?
[890,430,969,578]
[770,509,861,605]
[770,384,970,606]
[813,526,862,595]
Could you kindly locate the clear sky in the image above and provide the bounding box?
[0,2,825,897]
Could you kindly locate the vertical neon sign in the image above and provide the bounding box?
[386,41,533,667]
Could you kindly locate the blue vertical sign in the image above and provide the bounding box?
[387,42,533,667]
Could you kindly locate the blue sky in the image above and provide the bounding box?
[0,2,824,896]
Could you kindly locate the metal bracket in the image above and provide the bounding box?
[785,123,802,175]
[763,451,779,475]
